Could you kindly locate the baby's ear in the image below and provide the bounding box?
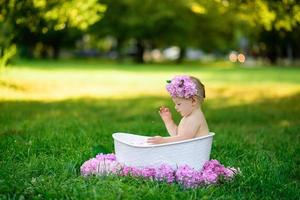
[191,97,196,103]
[191,96,198,105]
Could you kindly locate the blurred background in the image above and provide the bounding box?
[1,2,300,198]
[1,0,300,66]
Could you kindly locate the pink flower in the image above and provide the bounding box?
[155,164,175,183]
[141,167,156,178]
[200,160,239,184]
[80,154,120,176]
[201,170,218,184]
[95,153,116,161]
[175,165,202,188]
[80,158,99,176]
[166,75,198,98]
[120,166,141,177]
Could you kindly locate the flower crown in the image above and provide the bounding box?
[166,75,198,98]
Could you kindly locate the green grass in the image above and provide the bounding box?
[0,59,299,199]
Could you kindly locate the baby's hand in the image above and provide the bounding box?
[147,136,164,144]
[159,106,172,122]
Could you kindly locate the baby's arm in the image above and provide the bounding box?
[148,116,200,144]
[159,106,177,136]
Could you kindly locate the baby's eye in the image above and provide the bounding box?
[177,103,181,106]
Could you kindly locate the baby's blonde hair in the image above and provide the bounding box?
[190,76,205,102]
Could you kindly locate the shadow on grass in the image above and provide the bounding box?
[0,93,299,198]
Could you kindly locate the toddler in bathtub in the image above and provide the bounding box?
[147,75,209,144]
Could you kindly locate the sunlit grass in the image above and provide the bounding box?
[0,60,299,199]
[1,59,299,103]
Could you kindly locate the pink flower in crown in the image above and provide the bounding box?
[166,75,197,98]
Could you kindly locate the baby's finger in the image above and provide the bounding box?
[160,108,167,114]
[160,106,167,110]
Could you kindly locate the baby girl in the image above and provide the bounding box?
[147,75,209,144]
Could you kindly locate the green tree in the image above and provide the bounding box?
[232,0,300,62]
[93,0,191,62]
[0,0,106,59]
[93,0,240,63]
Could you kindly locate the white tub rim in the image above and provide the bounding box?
[112,132,215,148]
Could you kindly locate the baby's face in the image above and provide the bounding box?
[172,97,194,117]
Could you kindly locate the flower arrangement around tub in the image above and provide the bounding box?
[80,153,240,189]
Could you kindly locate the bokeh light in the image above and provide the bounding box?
[237,53,246,63]
[229,53,237,62]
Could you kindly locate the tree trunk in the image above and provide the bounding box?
[53,44,60,59]
[287,43,293,61]
[176,47,186,63]
[116,37,124,62]
[41,47,48,59]
[266,48,277,64]
[135,39,145,63]
[19,45,34,58]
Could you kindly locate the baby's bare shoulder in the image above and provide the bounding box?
[178,113,202,136]
[184,112,203,125]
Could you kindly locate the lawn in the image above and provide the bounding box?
[0,59,299,199]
